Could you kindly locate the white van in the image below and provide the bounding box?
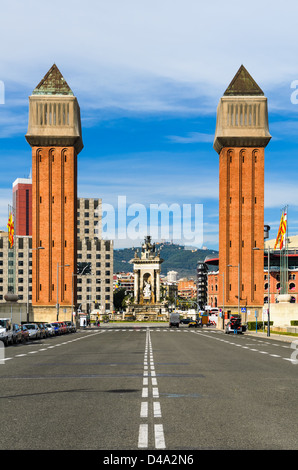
[0,318,13,346]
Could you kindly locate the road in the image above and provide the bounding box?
[0,324,298,451]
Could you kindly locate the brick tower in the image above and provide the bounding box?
[26,64,83,321]
[213,65,271,321]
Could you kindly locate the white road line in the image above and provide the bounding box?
[142,388,148,398]
[153,402,162,418]
[140,402,148,418]
[154,424,166,449]
[138,424,148,448]
[153,387,159,398]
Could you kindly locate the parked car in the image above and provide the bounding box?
[0,318,13,346]
[65,321,76,333]
[57,322,67,334]
[44,323,55,336]
[12,323,23,344]
[23,323,41,340]
[36,323,46,339]
[51,323,62,335]
[20,324,30,343]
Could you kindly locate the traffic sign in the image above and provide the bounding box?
[241,307,246,313]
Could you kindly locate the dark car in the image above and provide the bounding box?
[180,318,193,324]
[12,323,23,344]
[225,315,245,334]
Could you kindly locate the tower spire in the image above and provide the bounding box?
[224,65,264,96]
[33,64,73,95]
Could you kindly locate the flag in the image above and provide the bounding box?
[274,211,287,250]
[7,212,14,248]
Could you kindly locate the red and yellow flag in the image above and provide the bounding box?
[274,211,287,250]
[7,212,14,248]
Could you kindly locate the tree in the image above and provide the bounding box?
[113,288,127,311]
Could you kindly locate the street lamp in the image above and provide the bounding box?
[253,246,271,337]
[227,263,240,316]
[27,245,44,322]
[57,262,70,321]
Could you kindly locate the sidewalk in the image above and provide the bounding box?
[245,330,298,343]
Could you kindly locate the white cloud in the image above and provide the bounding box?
[167,132,214,144]
[0,1,297,117]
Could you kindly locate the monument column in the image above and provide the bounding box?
[213,65,271,321]
[25,64,83,321]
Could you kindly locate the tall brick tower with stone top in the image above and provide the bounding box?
[26,64,83,321]
[213,65,271,321]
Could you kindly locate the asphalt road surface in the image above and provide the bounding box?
[1,324,298,451]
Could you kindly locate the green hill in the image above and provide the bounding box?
[113,242,218,279]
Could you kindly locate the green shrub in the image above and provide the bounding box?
[247,321,273,331]
[290,320,298,326]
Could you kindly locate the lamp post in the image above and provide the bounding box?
[57,262,70,321]
[27,245,44,322]
[227,263,240,316]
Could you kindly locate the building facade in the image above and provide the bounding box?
[13,178,32,237]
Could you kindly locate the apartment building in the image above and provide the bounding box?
[0,197,113,320]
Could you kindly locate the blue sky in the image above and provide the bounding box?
[1,0,298,249]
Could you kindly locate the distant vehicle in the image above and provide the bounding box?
[169,312,180,328]
[180,318,193,325]
[188,320,202,328]
[0,318,13,346]
[225,315,246,334]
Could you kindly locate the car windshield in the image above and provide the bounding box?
[0,320,7,328]
[25,324,36,329]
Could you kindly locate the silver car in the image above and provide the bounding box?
[23,323,41,340]
[45,323,55,336]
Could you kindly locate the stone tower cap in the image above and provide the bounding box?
[224,65,264,96]
[33,64,74,96]
[26,64,83,153]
